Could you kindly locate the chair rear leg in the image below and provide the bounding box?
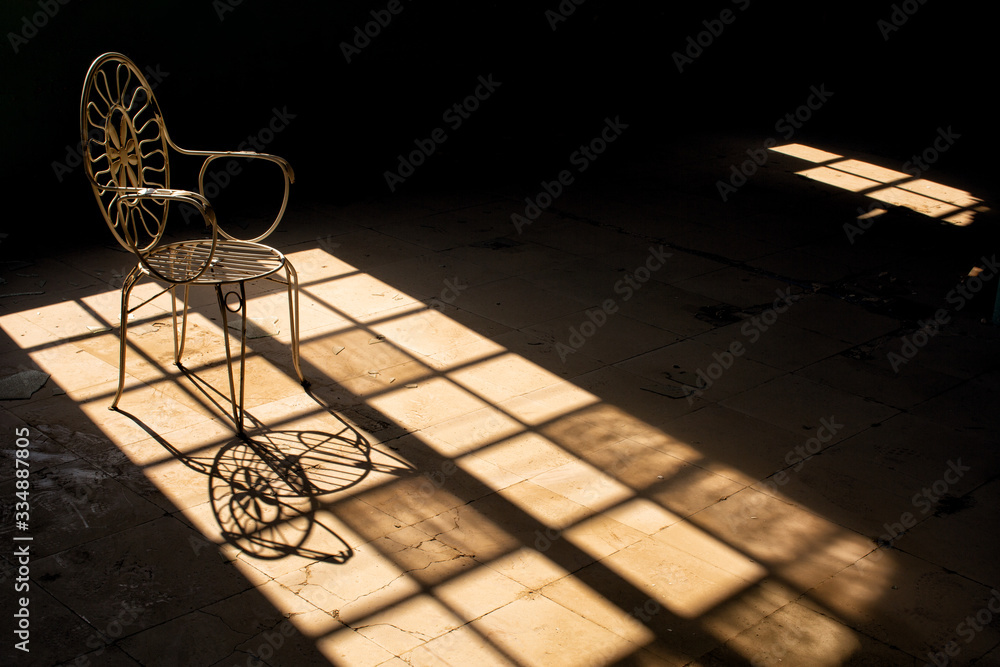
[111,267,144,411]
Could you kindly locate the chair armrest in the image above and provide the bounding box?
[114,187,220,284]
[118,187,217,227]
[166,135,294,243]
[187,150,295,185]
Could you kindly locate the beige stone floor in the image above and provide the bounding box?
[2,139,1000,666]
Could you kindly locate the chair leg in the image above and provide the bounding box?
[284,259,307,387]
[111,267,144,411]
[172,284,191,365]
[215,283,248,436]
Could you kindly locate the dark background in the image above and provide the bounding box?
[0,0,992,250]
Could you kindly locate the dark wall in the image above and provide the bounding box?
[1,1,991,248]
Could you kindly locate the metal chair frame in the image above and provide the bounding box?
[80,52,306,436]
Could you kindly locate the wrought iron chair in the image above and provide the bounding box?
[80,52,306,436]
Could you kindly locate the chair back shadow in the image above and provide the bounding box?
[114,392,415,562]
[80,51,307,437]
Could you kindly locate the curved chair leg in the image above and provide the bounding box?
[111,267,145,411]
[284,259,307,387]
[172,284,191,366]
[215,282,248,436]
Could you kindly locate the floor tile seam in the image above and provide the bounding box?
[693,595,916,664]
[886,537,1000,594]
[311,550,516,643]
[528,582,657,648]
[21,404,230,460]
[609,342,791,385]
[730,482,911,551]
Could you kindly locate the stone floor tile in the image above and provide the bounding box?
[473,432,579,482]
[0,456,163,559]
[471,593,646,667]
[306,228,430,272]
[674,267,798,309]
[487,328,604,381]
[399,623,519,666]
[315,624,397,666]
[615,338,786,405]
[650,404,805,486]
[698,601,918,666]
[363,376,491,432]
[540,574,657,646]
[528,458,634,513]
[440,239,581,278]
[418,406,525,457]
[585,438,744,519]
[520,256,632,307]
[33,516,253,638]
[350,593,467,656]
[370,301,511,360]
[804,549,1000,662]
[694,318,851,372]
[597,243,728,286]
[431,561,527,622]
[613,280,724,338]
[776,292,901,344]
[798,352,964,410]
[720,373,899,438]
[909,371,1000,432]
[442,350,567,405]
[455,276,590,330]
[897,477,1000,590]
[568,365,710,426]
[523,309,683,367]
[680,488,873,594]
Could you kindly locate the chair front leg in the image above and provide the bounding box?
[111,267,145,411]
[215,282,248,436]
[172,283,192,366]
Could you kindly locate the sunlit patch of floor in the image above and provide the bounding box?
[770,143,988,226]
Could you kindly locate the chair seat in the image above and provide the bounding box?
[144,239,287,284]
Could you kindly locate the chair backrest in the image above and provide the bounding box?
[80,52,172,255]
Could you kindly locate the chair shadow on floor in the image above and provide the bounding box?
[114,382,415,563]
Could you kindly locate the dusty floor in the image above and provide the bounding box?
[2,133,1000,666]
